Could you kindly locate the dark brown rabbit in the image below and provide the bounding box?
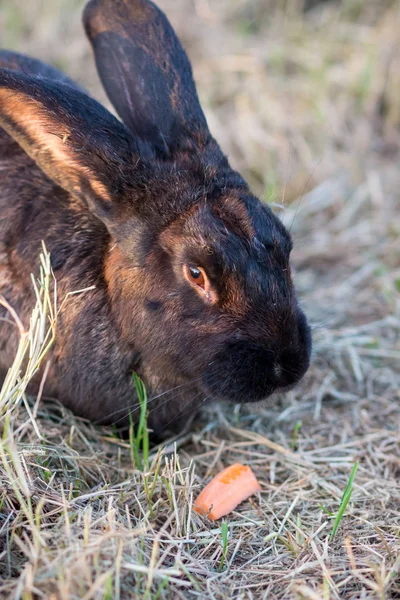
[0,0,311,437]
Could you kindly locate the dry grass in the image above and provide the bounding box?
[0,0,400,598]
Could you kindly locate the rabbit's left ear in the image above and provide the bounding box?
[0,68,149,237]
[83,0,216,159]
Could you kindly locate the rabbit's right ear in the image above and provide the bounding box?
[83,0,215,159]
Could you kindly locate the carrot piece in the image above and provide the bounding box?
[193,463,261,520]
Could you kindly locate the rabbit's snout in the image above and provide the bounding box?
[203,308,311,403]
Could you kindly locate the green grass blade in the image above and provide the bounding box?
[330,462,358,539]
[218,522,229,572]
[131,373,149,471]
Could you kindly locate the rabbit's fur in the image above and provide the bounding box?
[0,0,311,437]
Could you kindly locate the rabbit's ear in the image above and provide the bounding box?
[83,0,211,157]
[0,49,83,91]
[0,69,147,235]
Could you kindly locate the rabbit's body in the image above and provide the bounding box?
[0,117,195,434]
[0,0,312,437]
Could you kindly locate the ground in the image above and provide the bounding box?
[0,0,399,598]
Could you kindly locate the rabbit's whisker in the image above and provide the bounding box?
[114,386,207,430]
[96,373,210,426]
[92,381,199,425]
[154,393,211,438]
[105,366,229,427]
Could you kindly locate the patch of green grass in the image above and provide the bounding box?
[129,373,149,472]
[319,462,359,537]
[290,420,302,450]
[330,462,359,539]
[263,169,280,205]
[235,18,261,38]
[218,521,229,572]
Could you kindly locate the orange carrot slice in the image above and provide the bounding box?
[194,463,261,520]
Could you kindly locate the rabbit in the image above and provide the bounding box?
[0,0,311,438]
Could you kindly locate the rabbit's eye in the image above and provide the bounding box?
[183,264,206,288]
[189,266,203,281]
[183,264,217,305]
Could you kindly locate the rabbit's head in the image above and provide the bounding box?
[0,0,311,406]
[145,190,311,404]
